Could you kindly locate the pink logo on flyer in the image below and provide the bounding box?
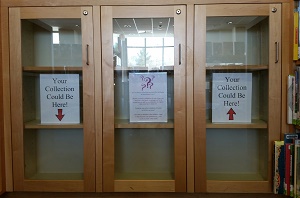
[140,75,155,91]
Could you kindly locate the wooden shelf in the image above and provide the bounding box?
[206,65,268,71]
[115,119,174,128]
[26,173,83,180]
[23,66,82,73]
[207,180,270,193]
[115,172,174,180]
[22,180,85,192]
[114,179,175,192]
[207,172,265,181]
[295,60,300,66]
[206,119,267,128]
[24,120,83,129]
[114,66,174,71]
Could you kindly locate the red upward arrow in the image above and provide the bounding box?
[56,109,65,121]
[227,108,236,120]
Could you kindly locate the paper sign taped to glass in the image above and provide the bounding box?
[40,74,80,124]
[212,73,252,123]
[129,72,167,122]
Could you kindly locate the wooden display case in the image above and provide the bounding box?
[1,0,292,194]
[9,7,95,192]
[101,6,186,192]
[194,4,282,193]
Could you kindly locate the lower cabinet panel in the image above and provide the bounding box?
[114,180,175,192]
[207,181,271,193]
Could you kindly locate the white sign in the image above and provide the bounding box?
[212,73,252,123]
[129,72,167,122]
[40,74,80,123]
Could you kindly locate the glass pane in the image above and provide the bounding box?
[24,129,83,180]
[164,37,174,46]
[206,16,268,66]
[127,48,146,67]
[127,37,145,47]
[147,47,163,68]
[21,18,84,180]
[113,18,174,69]
[22,19,82,67]
[164,47,174,66]
[205,16,269,181]
[146,37,163,47]
[206,129,268,181]
[115,129,174,180]
[113,17,174,180]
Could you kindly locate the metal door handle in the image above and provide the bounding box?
[86,44,90,65]
[275,42,279,63]
[179,44,182,65]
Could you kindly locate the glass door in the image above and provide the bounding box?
[101,6,186,192]
[194,4,281,192]
[9,7,95,192]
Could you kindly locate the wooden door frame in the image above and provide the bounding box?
[0,64,5,194]
[0,4,6,194]
[0,79,5,195]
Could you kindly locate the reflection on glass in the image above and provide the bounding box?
[146,37,163,46]
[205,15,269,182]
[206,128,268,181]
[115,129,174,180]
[21,19,82,67]
[113,18,174,69]
[114,37,174,68]
[164,47,174,66]
[113,17,175,180]
[21,18,84,181]
[24,129,84,180]
[206,16,268,66]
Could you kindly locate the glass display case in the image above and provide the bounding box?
[6,2,285,194]
[9,7,95,192]
[194,4,281,193]
[101,6,187,192]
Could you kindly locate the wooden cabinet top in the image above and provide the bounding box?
[2,0,290,7]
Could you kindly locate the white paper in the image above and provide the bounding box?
[40,74,80,123]
[129,72,167,122]
[212,73,252,123]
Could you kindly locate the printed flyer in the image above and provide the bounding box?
[212,73,252,123]
[129,72,167,122]
[40,74,80,124]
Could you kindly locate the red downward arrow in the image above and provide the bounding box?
[56,109,65,121]
[227,108,236,120]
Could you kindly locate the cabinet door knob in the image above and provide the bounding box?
[83,10,88,15]
[272,7,277,13]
